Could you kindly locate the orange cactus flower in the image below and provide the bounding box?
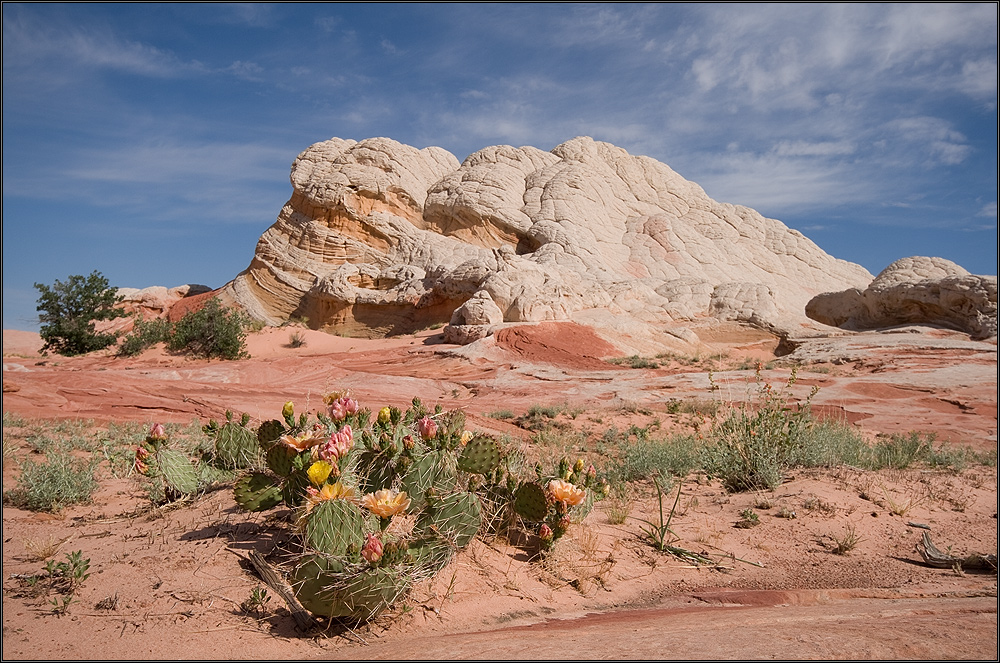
[547,479,586,507]
[361,489,411,519]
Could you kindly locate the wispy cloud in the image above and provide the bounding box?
[2,12,201,79]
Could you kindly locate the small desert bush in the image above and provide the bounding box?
[118,317,173,357]
[286,330,307,348]
[5,451,100,512]
[168,297,251,360]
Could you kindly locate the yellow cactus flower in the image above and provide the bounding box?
[460,430,474,446]
[361,489,411,519]
[307,460,334,486]
[302,482,355,515]
[282,401,294,419]
[547,479,586,507]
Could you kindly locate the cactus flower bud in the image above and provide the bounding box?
[378,406,392,424]
[538,523,554,541]
[402,434,415,451]
[282,401,294,420]
[417,416,438,440]
[573,458,585,474]
[361,533,384,564]
[148,423,167,441]
[586,464,597,485]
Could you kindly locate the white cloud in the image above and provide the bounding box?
[977,202,998,218]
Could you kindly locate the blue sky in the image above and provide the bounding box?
[3,3,997,331]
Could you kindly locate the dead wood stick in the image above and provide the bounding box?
[247,550,318,630]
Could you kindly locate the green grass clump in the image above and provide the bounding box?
[4,452,99,512]
[606,434,701,483]
[487,409,515,420]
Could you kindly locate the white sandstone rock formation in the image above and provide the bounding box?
[221,136,874,341]
[806,256,998,340]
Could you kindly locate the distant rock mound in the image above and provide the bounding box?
[222,136,873,341]
[806,257,998,340]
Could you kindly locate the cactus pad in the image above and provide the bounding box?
[290,553,345,619]
[513,482,548,522]
[338,567,408,622]
[257,419,285,448]
[233,472,283,512]
[214,420,262,470]
[266,443,297,477]
[156,448,199,495]
[417,491,482,549]
[401,450,457,511]
[303,499,367,557]
[457,435,502,475]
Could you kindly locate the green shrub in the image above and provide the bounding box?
[702,370,818,492]
[118,317,173,357]
[5,452,99,512]
[168,297,250,360]
[34,271,125,356]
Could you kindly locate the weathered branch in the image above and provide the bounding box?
[247,550,318,630]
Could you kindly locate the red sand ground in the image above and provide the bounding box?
[2,323,997,659]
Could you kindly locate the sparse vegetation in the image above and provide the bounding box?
[607,355,660,369]
[4,451,100,512]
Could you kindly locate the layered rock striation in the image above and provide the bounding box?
[222,136,875,341]
[806,256,998,340]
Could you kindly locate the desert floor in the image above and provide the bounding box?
[2,322,997,660]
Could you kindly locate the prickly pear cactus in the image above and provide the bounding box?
[266,443,297,477]
[257,419,285,448]
[457,435,502,475]
[338,567,409,622]
[513,482,548,522]
[214,419,262,470]
[417,491,482,548]
[289,553,345,619]
[304,499,367,557]
[401,450,457,510]
[156,448,200,495]
[233,472,283,512]
[282,470,311,508]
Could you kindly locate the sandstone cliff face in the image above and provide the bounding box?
[806,256,998,340]
[222,136,874,340]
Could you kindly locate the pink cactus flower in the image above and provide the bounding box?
[318,425,354,461]
[149,423,167,441]
[538,523,554,542]
[361,532,384,564]
[417,416,438,440]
